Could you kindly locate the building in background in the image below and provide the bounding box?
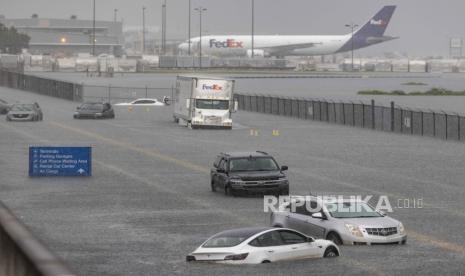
[0,15,123,57]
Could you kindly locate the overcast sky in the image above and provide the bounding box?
[1,0,464,57]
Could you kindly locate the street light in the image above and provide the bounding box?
[194,6,207,68]
[251,0,255,58]
[345,23,358,71]
[92,0,96,56]
[114,9,118,22]
[187,0,191,56]
[161,0,167,55]
[142,6,146,54]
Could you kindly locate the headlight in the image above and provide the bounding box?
[345,224,363,237]
[229,178,243,183]
[399,223,405,234]
[74,112,79,115]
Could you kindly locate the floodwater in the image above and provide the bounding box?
[31,72,465,114]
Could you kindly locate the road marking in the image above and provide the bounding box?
[49,121,210,174]
[408,230,465,255]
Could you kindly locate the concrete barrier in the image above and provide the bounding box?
[0,202,75,276]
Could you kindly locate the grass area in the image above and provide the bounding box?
[358,88,465,96]
[402,81,428,86]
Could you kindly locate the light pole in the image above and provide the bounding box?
[345,23,358,71]
[194,6,207,68]
[161,0,167,55]
[114,9,118,22]
[142,6,146,54]
[251,0,255,58]
[92,0,96,56]
[188,0,191,55]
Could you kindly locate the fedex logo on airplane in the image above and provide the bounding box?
[209,39,244,48]
[202,84,223,91]
[370,19,387,26]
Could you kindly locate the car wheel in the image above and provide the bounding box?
[326,232,343,245]
[211,180,216,192]
[323,246,339,258]
[225,186,236,197]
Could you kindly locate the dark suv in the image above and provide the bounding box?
[210,151,289,197]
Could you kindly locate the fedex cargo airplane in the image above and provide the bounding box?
[178,6,397,57]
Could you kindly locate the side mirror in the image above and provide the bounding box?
[281,165,288,171]
[186,99,191,109]
[217,168,225,173]
[311,212,325,220]
[233,101,238,112]
[307,237,315,243]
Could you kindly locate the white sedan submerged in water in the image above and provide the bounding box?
[114,98,168,106]
[186,227,339,264]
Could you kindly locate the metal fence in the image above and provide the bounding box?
[82,85,175,104]
[234,93,465,141]
[0,70,83,101]
[0,201,75,276]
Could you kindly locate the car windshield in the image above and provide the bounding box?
[195,99,229,110]
[229,157,279,172]
[10,104,33,111]
[325,202,382,218]
[202,229,260,248]
[80,103,103,110]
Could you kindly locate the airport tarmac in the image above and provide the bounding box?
[1,85,465,275]
[32,72,465,114]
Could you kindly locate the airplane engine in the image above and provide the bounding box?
[246,49,266,58]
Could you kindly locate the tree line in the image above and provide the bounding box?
[0,23,30,54]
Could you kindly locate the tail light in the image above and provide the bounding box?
[224,253,249,261]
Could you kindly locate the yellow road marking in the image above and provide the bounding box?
[408,230,465,255]
[49,121,210,174]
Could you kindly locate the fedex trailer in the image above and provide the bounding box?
[173,76,237,129]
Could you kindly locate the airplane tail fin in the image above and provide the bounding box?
[354,6,396,38]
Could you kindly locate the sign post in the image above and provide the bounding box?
[29,147,92,177]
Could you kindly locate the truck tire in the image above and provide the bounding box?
[211,180,216,192]
[225,186,237,197]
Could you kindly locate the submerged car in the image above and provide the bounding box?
[210,151,289,197]
[114,98,165,106]
[186,227,339,264]
[0,99,10,114]
[271,196,407,245]
[6,103,43,121]
[74,102,115,119]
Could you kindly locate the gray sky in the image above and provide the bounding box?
[1,0,464,57]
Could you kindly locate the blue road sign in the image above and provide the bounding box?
[29,147,92,177]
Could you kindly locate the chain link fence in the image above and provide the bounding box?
[82,85,175,104]
[234,93,465,141]
[0,70,83,101]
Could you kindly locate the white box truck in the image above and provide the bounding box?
[173,76,237,129]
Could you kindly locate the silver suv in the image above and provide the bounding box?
[270,196,407,245]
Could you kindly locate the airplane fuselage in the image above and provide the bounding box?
[188,35,350,57]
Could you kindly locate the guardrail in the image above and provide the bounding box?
[0,201,75,276]
[234,93,465,141]
[0,70,83,102]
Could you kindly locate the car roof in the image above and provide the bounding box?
[133,98,158,101]
[220,151,270,158]
[212,227,274,238]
